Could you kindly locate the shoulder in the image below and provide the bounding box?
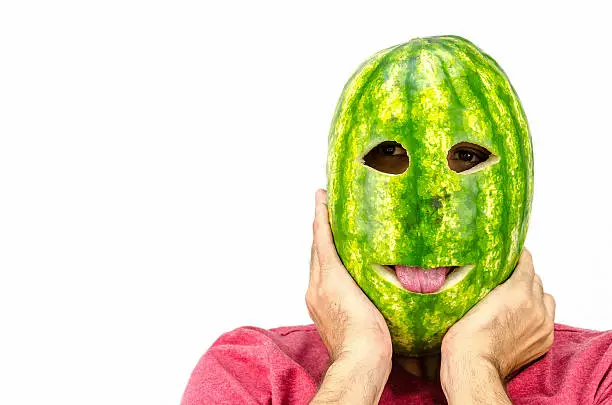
[181,324,328,405]
[217,323,329,371]
[551,323,612,356]
[213,324,320,346]
[507,323,612,404]
[208,324,326,361]
[553,322,612,337]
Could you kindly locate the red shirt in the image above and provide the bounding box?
[181,323,612,405]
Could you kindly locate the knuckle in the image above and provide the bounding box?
[538,309,551,326]
[305,290,314,307]
[534,274,542,285]
[306,284,328,303]
[545,331,554,348]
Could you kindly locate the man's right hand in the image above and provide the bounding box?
[306,189,392,405]
[440,248,556,404]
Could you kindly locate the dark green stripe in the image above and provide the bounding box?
[349,44,418,264]
[332,47,402,239]
[460,42,530,279]
[495,82,529,263]
[490,72,532,248]
[437,40,511,273]
[404,47,424,271]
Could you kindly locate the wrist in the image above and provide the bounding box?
[336,341,392,368]
[310,353,391,405]
[440,353,511,405]
[334,350,393,383]
[440,352,499,385]
[441,338,505,380]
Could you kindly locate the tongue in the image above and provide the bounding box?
[394,266,452,293]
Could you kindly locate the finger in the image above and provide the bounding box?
[305,294,318,323]
[309,191,323,284]
[533,273,544,296]
[512,247,535,283]
[309,240,320,285]
[534,273,542,286]
[313,189,342,272]
[543,293,556,320]
[518,247,534,275]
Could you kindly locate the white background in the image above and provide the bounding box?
[1,1,611,404]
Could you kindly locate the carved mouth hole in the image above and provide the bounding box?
[372,264,476,293]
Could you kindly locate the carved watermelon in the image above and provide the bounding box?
[326,35,534,356]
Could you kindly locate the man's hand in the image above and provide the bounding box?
[307,189,392,405]
[440,248,556,404]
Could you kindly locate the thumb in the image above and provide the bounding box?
[313,189,342,272]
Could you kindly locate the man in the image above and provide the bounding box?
[180,191,612,405]
[182,35,612,403]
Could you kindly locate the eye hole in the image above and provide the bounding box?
[362,141,409,175]
[447,142,493,173]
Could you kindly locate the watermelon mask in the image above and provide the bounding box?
[326,35,534,356]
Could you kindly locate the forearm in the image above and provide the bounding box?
[441,355,512,405]
[309,353,391,405]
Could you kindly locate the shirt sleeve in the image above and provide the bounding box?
[595,337,612,405]
[180,328,273,405]
[180,325,323,405]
